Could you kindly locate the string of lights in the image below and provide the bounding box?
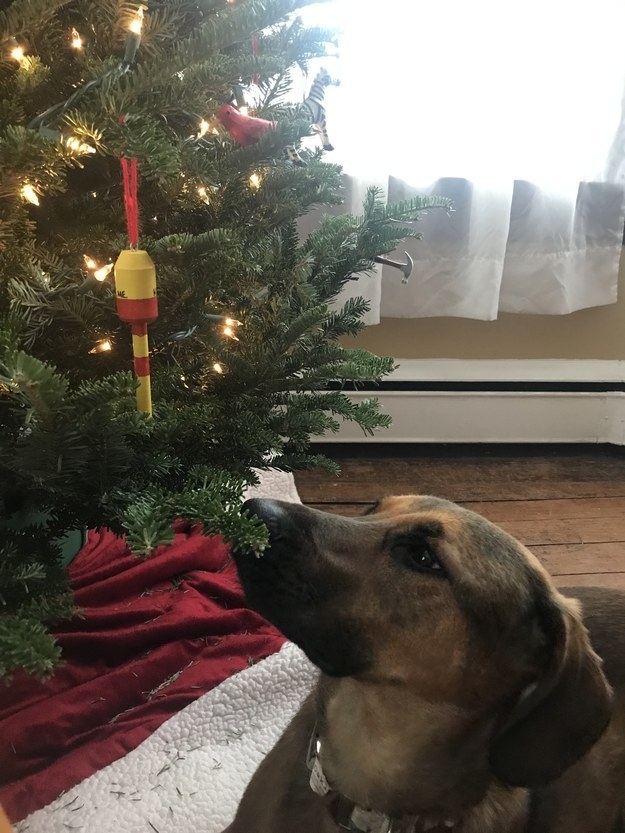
[25,5,146,132]
[5,2,244,371]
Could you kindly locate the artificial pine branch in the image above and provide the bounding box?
[0,0,73,40]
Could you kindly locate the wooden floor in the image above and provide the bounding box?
[293,444,625,590]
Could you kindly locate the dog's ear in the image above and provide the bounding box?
[489,593,612,787]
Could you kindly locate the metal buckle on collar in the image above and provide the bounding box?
[307,730,331,796]
[306,728,320,772]
[347,806,393,833]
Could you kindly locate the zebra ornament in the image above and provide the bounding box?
[286,67,340,166]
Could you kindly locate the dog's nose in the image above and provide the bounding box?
[244,497,293,531]
[241,498,298,546]
[242,497,283,522]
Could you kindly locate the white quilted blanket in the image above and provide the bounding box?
[19,642,316,833]
[18,470,317,833]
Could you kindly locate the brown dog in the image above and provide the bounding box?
[223,495,625,833]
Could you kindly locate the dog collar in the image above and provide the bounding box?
[306,729,456,833]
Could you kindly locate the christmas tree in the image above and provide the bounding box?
[0,0,449,680]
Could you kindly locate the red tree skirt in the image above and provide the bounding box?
[0,525,284,822]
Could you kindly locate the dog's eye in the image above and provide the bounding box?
[392,541,444,574]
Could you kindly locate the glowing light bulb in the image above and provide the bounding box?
[84,255,113,281]
[71,28,83,49]
[94,263,114,281]
[222,323,240,340]
[89,339,112,354]
[224,317,241,327]
[129,6,144,34]
[249,173,261,190]
[198,119,209,138]
[213,362,224,374]
[21,184,39,205]
[66,136,95,154]
[197,185,209,202]
[11,45,25,62]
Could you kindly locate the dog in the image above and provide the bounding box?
[223,495,625,833]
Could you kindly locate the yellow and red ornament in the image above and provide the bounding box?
[113,152,158,416]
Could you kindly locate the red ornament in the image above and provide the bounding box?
[216,104,276,147]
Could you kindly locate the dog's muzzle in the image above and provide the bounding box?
[236,498,373,678]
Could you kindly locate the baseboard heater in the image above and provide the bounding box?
[314,359,625,445]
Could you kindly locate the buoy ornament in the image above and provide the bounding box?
[114,248,158,415]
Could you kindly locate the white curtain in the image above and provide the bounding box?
[299,0,625,321]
